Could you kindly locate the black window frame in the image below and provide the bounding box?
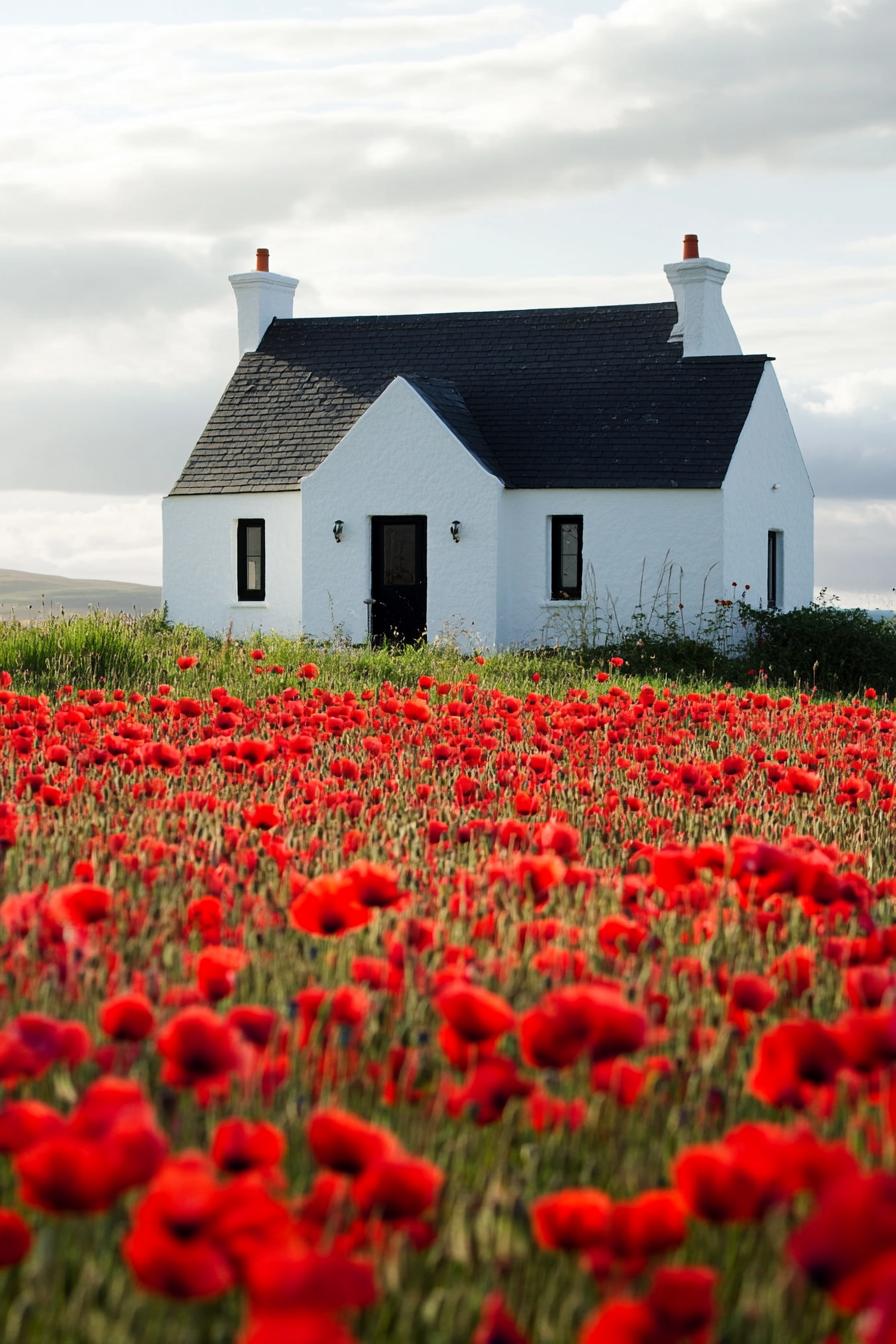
[550,515,583,601]
[237,518,265,602]
[767,529,782,610]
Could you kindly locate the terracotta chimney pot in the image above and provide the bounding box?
[682,234,699,260]
[256,248,270,272]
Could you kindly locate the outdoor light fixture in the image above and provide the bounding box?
[450,520,461,543]
[333,520,344,543]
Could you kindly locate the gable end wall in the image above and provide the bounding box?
[721,363,814,610]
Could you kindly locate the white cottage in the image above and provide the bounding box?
[162,238,813,649]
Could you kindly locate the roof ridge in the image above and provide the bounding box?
[268,301,677,326]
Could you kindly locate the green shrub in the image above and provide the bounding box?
[740,598,896,697]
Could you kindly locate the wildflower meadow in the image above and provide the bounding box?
[0,634,894,1343]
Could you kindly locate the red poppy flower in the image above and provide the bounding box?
[590,1060,646,1106]
[0,1209,31,1267]
[749,1019,844,1108]
[0,1014,91,1085]
[531,1189,612,1251]
[609,1190,688,1259]
[0,802,18,850]
[646,1265,716,1336]
[144,742,183,771]
[243,803,283,831]
[583,990,648,1063]
[789,1171,896,1311]
[241,1247,375,1344]
[835,1008,896,1073]
[519,991,594,1069]
[99,992,156,1042]
[240,1315,357,1344]
[403,697,431,723]
[520,986,646,1070]
[48,881,112,926]
[244,1245,377,1313]
[16,1135,117,1213]
[673,1144,774,1224]
[729,973,777,1014]
[0,1100,65,1154]
[122,1157,262,1301]
[67,1077,167,1196]
[126,1222,237,1300]
[196,946,248,1002]
[289,874,374,937]
[436,983,515,1044]
[307,1109,398,1176]
[352,1154,444,1221]
[343,860,407,910]
[578,1298,655,1344]
[473,1292,530,1344]
[211,1119,285,1175]
[227,1004,280,1050]
[155,1007,242,1089]
[445,1055,533,1126]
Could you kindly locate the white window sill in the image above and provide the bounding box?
[542,600,585,608]
[231,602,268,609]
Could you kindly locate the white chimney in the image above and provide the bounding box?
[228,248,298,357]
[664,234,741,357]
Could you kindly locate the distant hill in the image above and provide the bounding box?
[0,569,161,620]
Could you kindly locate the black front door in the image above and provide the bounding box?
[371,516,427,645]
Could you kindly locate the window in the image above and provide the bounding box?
[550,515,583,600]
[237,519,265,601]
[767,530,783,610]
[381,523,418,586]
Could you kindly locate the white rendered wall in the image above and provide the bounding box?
[722,363,814,610]
[300,377,503,649]
[498,488,724,648]
[162,491,302,637]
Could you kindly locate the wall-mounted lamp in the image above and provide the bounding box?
[333,519,344,543]
[450,520,461,544]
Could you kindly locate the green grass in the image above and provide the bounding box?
[0,610,806,702]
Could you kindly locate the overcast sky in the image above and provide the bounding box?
[1,0,893,607]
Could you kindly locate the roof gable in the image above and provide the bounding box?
[311,374,504,483]
[401,375,503,481]
[169,302,769,496]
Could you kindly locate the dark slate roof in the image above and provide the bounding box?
[402,375,504,480]
[169,303,770,494]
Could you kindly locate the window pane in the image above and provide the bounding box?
[246,526,262,560]
[560,523,579,590]
[383,524,416,586]
[246,558,259,591]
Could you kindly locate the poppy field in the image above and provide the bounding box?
[0,644,894,1344]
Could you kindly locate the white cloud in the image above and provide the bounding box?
[1,1,893,238]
